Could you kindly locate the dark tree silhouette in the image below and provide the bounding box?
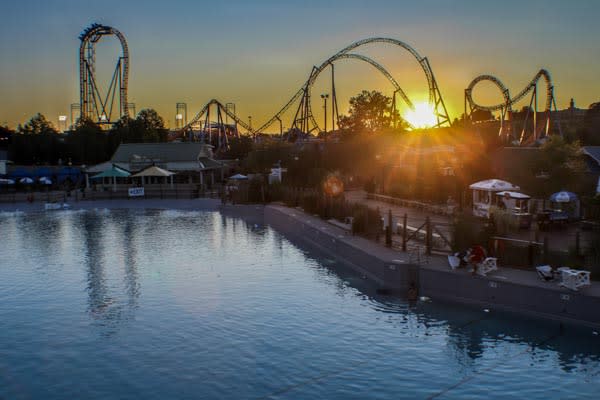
[338,90,404,133]
[17,113,58,135]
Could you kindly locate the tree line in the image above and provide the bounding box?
[3,109,168,165]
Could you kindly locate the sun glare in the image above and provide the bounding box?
[404,102,437,129]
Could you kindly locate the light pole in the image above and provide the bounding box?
[275,116,283,138]
[321,94,329,134]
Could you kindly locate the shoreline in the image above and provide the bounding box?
[265,204,600,330]
[0,198,223,213]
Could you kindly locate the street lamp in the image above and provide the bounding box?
[321,94,329,134]
[275,116,283,138]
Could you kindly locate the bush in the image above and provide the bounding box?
[364,178,375,194]
[247,176,265,203]
[584,233,600,279]
[351,203,382,237]
[489,206,519,235]
[451,211,494,252]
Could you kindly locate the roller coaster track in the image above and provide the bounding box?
[255,37,450,133]
[465,69,554,113]
[186,99,253,133]
[79,23,129,124]
[464,69,560,143]
[182,37,450,136]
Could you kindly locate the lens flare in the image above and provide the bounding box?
[404,102,437,129]
[323,175,344,197]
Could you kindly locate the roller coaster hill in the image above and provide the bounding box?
[75,23,567,149]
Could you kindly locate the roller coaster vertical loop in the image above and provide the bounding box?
[464,69,559,143]
[79,23,129,125]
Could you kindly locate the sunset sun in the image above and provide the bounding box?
[404,102,437,129]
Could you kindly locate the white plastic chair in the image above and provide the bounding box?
[476,257,498,276]
[559,269,591,291]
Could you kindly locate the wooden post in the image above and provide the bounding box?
[575,231,581,257]
[402,213,407,252]
[543,236,549,264]
[375,207,380,242]
[426,216,432,255]
[385,209,392,247]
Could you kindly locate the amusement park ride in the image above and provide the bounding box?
[76,23,562,148]
[79,23,130,126]
[464,69,562,144]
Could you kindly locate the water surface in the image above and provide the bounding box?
[1,209,599,399]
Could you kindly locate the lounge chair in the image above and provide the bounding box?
[476,257,498,276]
[559,268,591,291]
[536,265,555,281]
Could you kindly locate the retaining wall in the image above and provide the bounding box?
[265,204,600,329]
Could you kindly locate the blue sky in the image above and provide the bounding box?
[1,0,599,130]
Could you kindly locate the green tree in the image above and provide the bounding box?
[17,113,58,135]
[338,90,400,133]
[529,136,588,197]
[577,102,600,145]
[67,118,109,164]
[135,109,168,142]
[220,136,254,160]
[109,109,168,143]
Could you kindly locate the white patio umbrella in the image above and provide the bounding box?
[550,191,577,203]
[228,174,248,180]
[39,177,52,185]
[19,177,34,184]
[0,178,15,185]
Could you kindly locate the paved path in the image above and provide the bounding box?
[344,190,594,253]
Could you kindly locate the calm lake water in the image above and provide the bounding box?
[1,209,599,399]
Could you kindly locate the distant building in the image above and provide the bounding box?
[551,98,587,132]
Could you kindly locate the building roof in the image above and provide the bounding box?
[495,191,530,199]
[582,146,600,165]
[111,142,213,163]
[131,165,175,177]
[469,179,520,191]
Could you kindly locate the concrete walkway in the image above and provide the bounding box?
[345,189,594,253]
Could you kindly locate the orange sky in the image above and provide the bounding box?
[1,0,599,132]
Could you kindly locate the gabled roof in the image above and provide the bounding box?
[91,164,131,179]
[111,143,213,163]
[131,165,175,177]
[469,179,520,191]
[496,191,530,199]
[582,146,600,165]
[198,157,222,169]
